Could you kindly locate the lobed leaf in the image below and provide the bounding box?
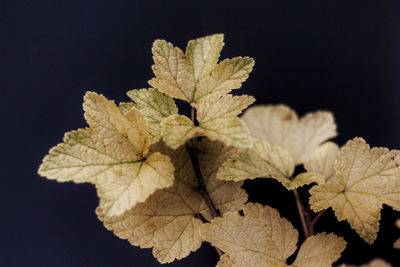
[200,203,346,267]
[38,92,175,217]
[161,114,199,149]
[242,105,337,164]
[309,137,400,244]
[97,139,248,263]
[149,39,194,102]
[194,56,254,103]
[195,94,255,148]
[217,139,322,190]
[127,88,178,144]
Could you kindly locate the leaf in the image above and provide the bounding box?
[160,94,254,149]
[200,203,346,267]
[97,139,247,263]
[241,105,337,164]
[119,102,135,115]
[38,92,175,217]
[194,57,255,103]
[186,34,224,85]
[149,34,254,104]
[290,233,347,267]
[127,88,178,144]
[304,141,339,182]
[309,137,400,244]
[217,139,322,190]
[149,39,194,102]
[195,94,255,148]
[161,114,199,149]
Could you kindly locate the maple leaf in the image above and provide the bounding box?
[126,88,178,144]
[96,139,248,263]
[161,94,255,149]
[241,104,337,164]
[217,139,323,190]
[149,34,254,104]
[38,92,175,217]
[200,203,346,267]
[309,137,400,244]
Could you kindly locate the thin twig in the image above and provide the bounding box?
[311,210,325,226]
[293,189,309,238]
[186,145,219,218]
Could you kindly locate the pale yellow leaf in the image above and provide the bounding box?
[289,172,324,190]
[161,114,199,149]
[218,139,320,190]
[195,94,255,148]
[194,57,255,103]
[97,139,247,263]
[242,105,337,164]
[96,152,175,217]
[149,39,194,102]
[309,137,400,244]
[127,88,178,144]
[290,233,346,267]
[200,203,346,267]
[217,139,294,183]
[304,141,339,182]
[216,255,238,267]
[39,92,174,217]
[186,34,224,85]
[83,92,149,156]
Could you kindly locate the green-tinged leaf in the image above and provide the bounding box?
[217,139,294,185]
[149,34,254,104]
[186,34,224,85]
[39,92,175,217]
[200,203,346,267]
[195,94,255,148]
[304,141,339,182]
[127,88,178,144]
[194,57,255,103]
[309,137,400,244]
[119,102,135,115]
[242,105,337,164]
[97,139,247,263]
[149,39,194,102]
[161,114,199,149]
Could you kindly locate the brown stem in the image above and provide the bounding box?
[188,106,222,256]
[311,210,325,227]
[293,189,310,238]
[186,145,219,219]
[191,106,195,122]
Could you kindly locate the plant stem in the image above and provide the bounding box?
[186,145,219,218]
[293,189,310,238]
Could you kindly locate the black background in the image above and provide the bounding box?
[2,0,400,266]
